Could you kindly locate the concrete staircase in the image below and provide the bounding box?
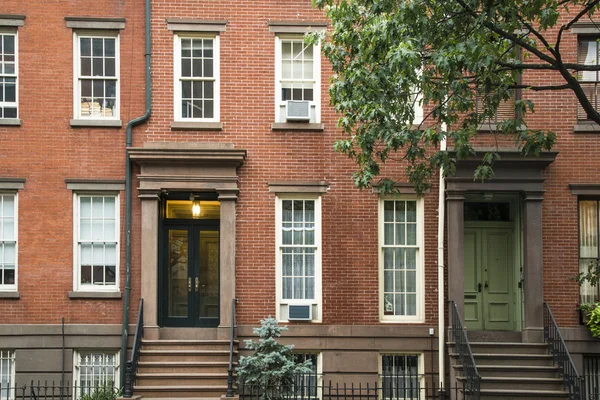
[450,342,570,399]
[133,339,238,399]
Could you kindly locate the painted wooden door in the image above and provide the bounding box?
[464,227,514,331]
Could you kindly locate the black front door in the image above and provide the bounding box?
[161,223,220,327]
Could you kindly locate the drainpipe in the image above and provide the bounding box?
[438,126,447,393]
[120,0,152,386]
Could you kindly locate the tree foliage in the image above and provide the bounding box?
[311,0,600,194]
[236,317,313,400]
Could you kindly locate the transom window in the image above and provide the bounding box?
[0,194,17,289]
[75,194,119,290]
[74,351,119,397]
[381,354,421,400]
[276,196,322,322]
[578,37,600,120]
[579,199,600,303]
[275,36,320,123]
[0,32,17,119]
[380,199,423,321]
[75,34,119,119]
[0,350,14,400]
[175,35,220,121]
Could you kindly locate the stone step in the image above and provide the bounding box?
[132,385,228,398]
[478,388,570,399]
[467,353,555,366]
[467,342,549,354]
[454,364,560,378]
[136,373,230,387]
[141,339,236,351]
[457,376,565,391]
[137,361,234,374]
[139,350,234,363]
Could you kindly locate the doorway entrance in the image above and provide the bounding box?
[463,198,522,331]
[160,195,220,327]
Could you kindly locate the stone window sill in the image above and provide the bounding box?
[69,291,122,299]
[271,122,324,132]
[170,121,223,131]
[0,118,21,126]
[574,123,600,133]
[70,119,123,128]
[0,291,20,299]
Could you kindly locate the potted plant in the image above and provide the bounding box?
[574,259,600,333]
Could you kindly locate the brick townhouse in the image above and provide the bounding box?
[2,0,600,398]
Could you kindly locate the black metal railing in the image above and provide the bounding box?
[583,356,600,400]
[123,298,144,398]
[238,374,471,400]
[226,298,238,397]
[0,381,120,400]
[543,302,584,400]
[449,301,480,400]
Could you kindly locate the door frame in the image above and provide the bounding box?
[158,192,220,328]
[463,193,523,332]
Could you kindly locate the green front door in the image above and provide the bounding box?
[464,226,515,331]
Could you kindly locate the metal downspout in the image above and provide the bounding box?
[438,128,447,392]
[120,0,152,386]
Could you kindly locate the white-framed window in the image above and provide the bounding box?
[0,351,15,400]
[0,193,17,291]
[0,31,18,119]
[275,35,321,123]
[380,354,423,400]
[579,199,600,303]
[275,196,322,322]
[174,34,220,122]
[73,32,119,119]
[379,198,424,322]
[73,194,119,291]
[291,353,321,398]
[73,351,119,398]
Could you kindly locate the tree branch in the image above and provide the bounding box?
[508,83,572,91]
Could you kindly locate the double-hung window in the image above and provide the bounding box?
[380,354,421,400]
[74,351,119,397]
[0,32,17,120]
[578,37,600,121]
[290,353,319,399]
[579,199,600,303]
[0,194,17,290]
[276,196,322,322]
[0,350,15,400]
[380,198,424,322]
[74,194,119,291]
[275,36,320,123]
[174,34,220,122]
[74,33,119,119]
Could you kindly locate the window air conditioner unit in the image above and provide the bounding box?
[286,101,310,121]
[288,304,312,321]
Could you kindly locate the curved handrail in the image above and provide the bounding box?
[449,301,480,400]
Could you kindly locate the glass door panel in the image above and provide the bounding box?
[199,230,219,321]
[168,229,190,318]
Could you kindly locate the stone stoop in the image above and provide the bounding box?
[132,339,238,399]
[449,342,570,400]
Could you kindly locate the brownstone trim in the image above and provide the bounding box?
[574,123,600,133]
[268,181,329,193]
[0,14,25,27]
[0,178,25,190]
[0,118,22,126]
[569,184,600,196]
[268,21,328,33]
[371,182,416,195]
[65,179,125,191]
[68,291,122,299]
[166,19,227,32]
[0,291,20,299]
[271,122,324,132]
[170,121,223,131]
[65,17,126,30]
[570,22,600,34]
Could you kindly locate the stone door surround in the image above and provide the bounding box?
[446,150,556,343]
[129,142,247,339]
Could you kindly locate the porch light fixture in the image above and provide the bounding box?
[191,195,201,218]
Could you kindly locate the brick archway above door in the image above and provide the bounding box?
[129,142,247,340]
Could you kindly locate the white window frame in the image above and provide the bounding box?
[0,350,15,400]
[0,29,18,120]
[379,353,424,400]
[274,34,321,123]
[275,194,322,322]
[0,193,17,292]
[72,193,120,292]
[292,352,322,398]
[173,33,220,122]
[378,197,425,323]
[72,30,120,120]
[73,350,119,398]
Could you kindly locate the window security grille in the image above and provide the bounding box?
[381,354,420,400]
[0,350,15,400]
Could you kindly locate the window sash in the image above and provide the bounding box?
[0,350,14,399]
[0,32,18,119]
[75,352,119,397]
[0,194,17,288]
[579,200,600,302]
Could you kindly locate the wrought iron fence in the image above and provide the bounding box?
[0,381,120,400]
[239,374,478,400]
